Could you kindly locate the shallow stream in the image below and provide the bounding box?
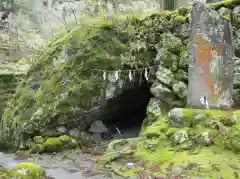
[0,150,117,179]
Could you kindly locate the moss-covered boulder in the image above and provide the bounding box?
[7,162,46,179]
[38,135,77,153]
[43,137,62,153]
[59,135,78,149]
[29,144,45,154]
[17,135,78,153]
[1,0,240,150]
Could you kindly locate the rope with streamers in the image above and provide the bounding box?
[80,64,160,82]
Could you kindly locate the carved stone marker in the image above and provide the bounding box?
[187,2,234,109]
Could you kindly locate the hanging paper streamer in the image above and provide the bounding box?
[108,72,117,83]
[115,70,119,81]
[103,71,107,80]
[129,71,132,81]
[82,64,160,84]
[118,79,123,88]
[144,68,148,81]
[200,96,209,110]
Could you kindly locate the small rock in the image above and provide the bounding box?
[172,131,189,144]
[168,108,184,127]
[172,81,187,99]
[194,132,212,146]
[150,81,175,106]
[171,165,185,176]
[230,115,240,124]
[195,113,207,120]
[56,126,67,134]
[146,98,163,119]
[155,66,174,86]
[89,120,108,134]
[68,128,81,139]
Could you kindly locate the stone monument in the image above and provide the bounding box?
[187,2,234,109]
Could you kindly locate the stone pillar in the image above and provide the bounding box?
[187,2,234,109]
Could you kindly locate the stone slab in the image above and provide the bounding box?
[187,2,234,109]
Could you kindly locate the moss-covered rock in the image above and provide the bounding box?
[7,162,46,179]
[58,135,78,149]
[43,137,62,153]
[29,144,45,154]
[29,135,77,153]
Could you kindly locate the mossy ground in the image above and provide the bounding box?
[99,109,240,178]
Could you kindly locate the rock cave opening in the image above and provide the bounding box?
[102,79,153,139]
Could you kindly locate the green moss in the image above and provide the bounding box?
[177,6,190,16]
[173,15,186,24]
[149,10,171,19]
[7,162,46,179]
[0,166,7,179]
[29,135,77,153]
[58,135,77,149]
[98,20,113,29]
[218,7,233,20]
[107,139,130,152]
[0,73,22,118]
[29,144,44,154]
[234,89,240,100]
[58,135,71,143]
[0,171,7,178]
[208,0,240,9]
[43,137,62,152]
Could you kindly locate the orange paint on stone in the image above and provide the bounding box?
[195,35,220,101]
[196,36,213,66]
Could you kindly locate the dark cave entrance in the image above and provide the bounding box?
[102,80,153,139]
